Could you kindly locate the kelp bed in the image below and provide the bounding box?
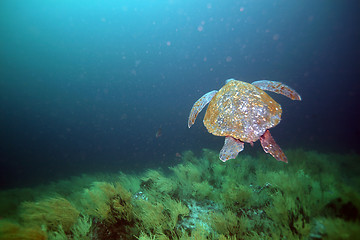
[0,149,359,239]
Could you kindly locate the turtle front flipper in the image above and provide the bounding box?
[219,136,244,162]
[252,80,301,101]
[260,130,288,163]
[188,90,218,128]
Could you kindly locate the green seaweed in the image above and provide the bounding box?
[0,148,359,239]
[316,218,360,240]
[209,210,250,237]
[20,197,79,233]
[0,220,47,240]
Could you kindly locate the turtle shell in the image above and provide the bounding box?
[203,80,282,143]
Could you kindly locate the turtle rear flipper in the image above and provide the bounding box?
[260,130,288,163]
[252,80,301,101]
[188,90,218,128]
[219,136,244,162]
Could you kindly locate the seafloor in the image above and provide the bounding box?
[0,148,359,239]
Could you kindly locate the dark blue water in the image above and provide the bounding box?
[1,0,359,188]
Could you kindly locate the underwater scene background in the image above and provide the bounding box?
[0,0,359,239]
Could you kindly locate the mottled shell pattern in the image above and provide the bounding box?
[203,80,282,143]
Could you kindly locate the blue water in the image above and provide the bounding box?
[0,0,359,188]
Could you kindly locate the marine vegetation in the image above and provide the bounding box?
[0,148,359,239]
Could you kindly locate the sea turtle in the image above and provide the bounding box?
[188,79,301,163]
